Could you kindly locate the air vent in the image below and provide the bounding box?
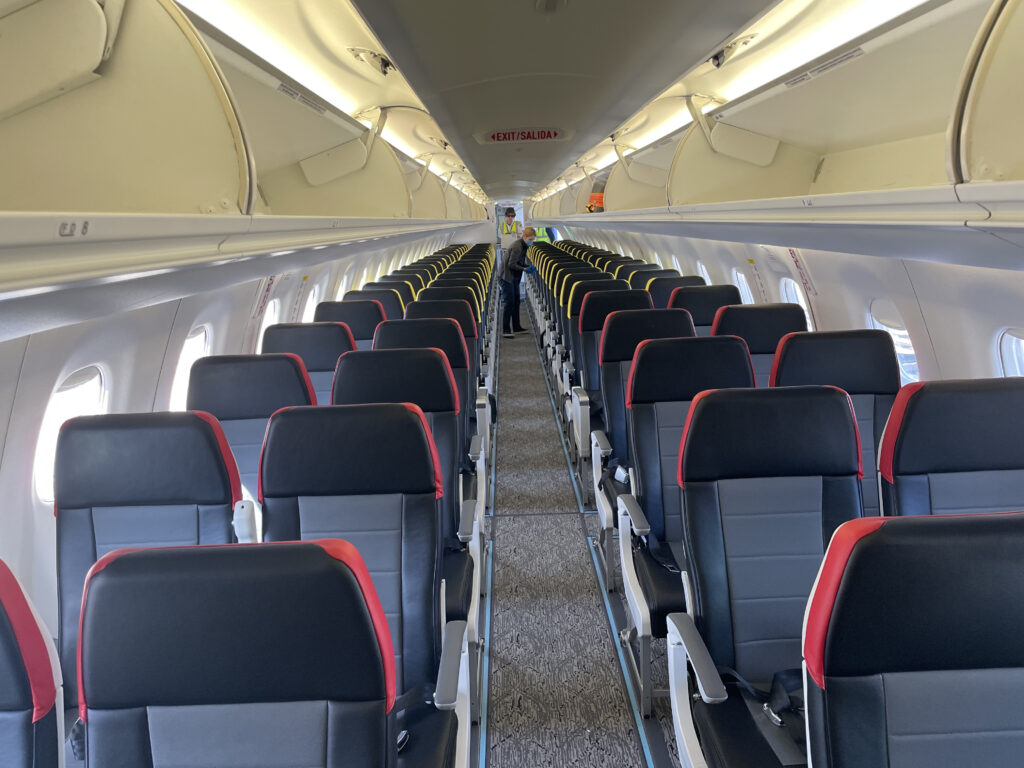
[347,47,395,77]
[426,136,451,151]
[535,0,567,12]
[276,83,327,115]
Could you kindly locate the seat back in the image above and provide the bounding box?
[626,337,754,543]
[333,349,461,541]
[577,290,653,392]
[260,404,443,694]
[344,289,404,322]
[771,330,900,516]
[404,299,480,385]
[55,412,240,707]
[878,378,1024,517]
[598,308,696,460]
[628,268,678,289]
[187,354,316,497]
[668,285,741,335]
[260,323,356,402]
[680,386,863,685]
[711,303,807,385]
[79,541,398,768]
[0,559,60,768]
[804,512,1024,768]
[313,301,386,348]
[364,279,415,307]
[646,275,706,308]
[418,287,480,322]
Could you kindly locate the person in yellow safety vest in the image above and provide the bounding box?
[533,226,552,243]
[499,207,522,253]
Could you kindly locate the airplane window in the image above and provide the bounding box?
[168,326,210,411]
[999,329,1024,377]
[780,277,814,330]
[696,260,712,285]
[732,269,755,304]
[869,300,919,385]
[301,280,322,323]
[34,366,107,503]
[255,298,280,353]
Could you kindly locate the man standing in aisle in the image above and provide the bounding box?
[501,226,536,338]
[499,207,522,253]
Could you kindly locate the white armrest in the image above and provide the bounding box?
[458,499,475,544]
[618,493,650,536]
[468,433,483,463]
[666,613,727,704]
[591,429,612,458]
[591,430,615,531]
[617,497,651,636]
[434,620,467,711]
[232,500,258,543]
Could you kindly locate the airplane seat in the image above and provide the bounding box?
[560,279,626,389]
[557,270,607,348]
[331,348,474,624]
[259,404,465,757]
[878,377,1024,516]
[771,330,901,516]
[646,275,706,308]
[628,268,679,289]
[373,318,474,455]
[186,354,315,500]
[417,287,483,339]
[259,322,357,403]
[364,279,416,307]
[615,263,661,283]
[668,285,742,335]
[576,291,655,402]
[663,386,863,763]
[405,299,482,387]
[0,558,61,768]
[54,412,241,717]
[711,303,808,385]
[77,540,457,768]
[429,279,483,314]
[344,289,405,322]
[616,336,755,715]
[804,512,1024,768]
[313,300,387,350]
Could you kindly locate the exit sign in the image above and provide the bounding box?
[486,128,561,143]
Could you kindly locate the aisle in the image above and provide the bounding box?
[484,324,645,766]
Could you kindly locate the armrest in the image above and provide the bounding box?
[468,434,483,463]
[666,612,727,704]
[434,620,467,711]
[232,500,258,544]
[591,429,612,458]
[457,499,475,543]
[617,494,650,537]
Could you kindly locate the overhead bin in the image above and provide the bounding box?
[0,0,254,215]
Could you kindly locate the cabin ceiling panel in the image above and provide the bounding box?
[350,0,780,199]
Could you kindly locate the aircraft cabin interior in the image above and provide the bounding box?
[2,0,1024,766]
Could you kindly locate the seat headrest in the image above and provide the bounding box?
[878,378,1024,483]
[388,271,426,289]
[0,559,56,721]
[711,303,808,353]
[647,276,706,306]
[578,290,654,333]
[404,299,478,339]
[333,349,459,413]
[770,330,900,393]
[616,263,660,279]
[313,301,386,336]
[259,404,442,502]
[260,323,357,373]
[345,290,403,317]
[56,412,241,509]
[679,386,862,486]
[78,541,395,719]
[804,512,1024,690]
[417,287,479,319]
[668,285,742,325]
[372,318,469,369]
[363,281,413,304]
[627,336,755,408]
[187,354,316,417]
[629,269,678,289]
[599,308,696,363]
[568,279,628,318]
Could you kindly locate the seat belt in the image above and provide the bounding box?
[393,683,436,753]
[718,667,806,746]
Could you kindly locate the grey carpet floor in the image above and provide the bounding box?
[486,329,645,766]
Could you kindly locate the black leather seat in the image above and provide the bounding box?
[77,540,457,768]
[187,354,315,500]
[368,277,416,306]
[259,404,466,760]
[314,300,386,349]
[628,268,679,290]
[259,323,355,403]
[647,275,706,308]
[0,558,60,768]
[344,289,405,322]
[54,413,240,723]
[804,512,1024,768]
[771,330,900,516]
[658,386,863,765]
[711,303,807,385]
[878,377,1024,516]
[616,336,755,715]
[668,285,742,335]
[405,299,482,389]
